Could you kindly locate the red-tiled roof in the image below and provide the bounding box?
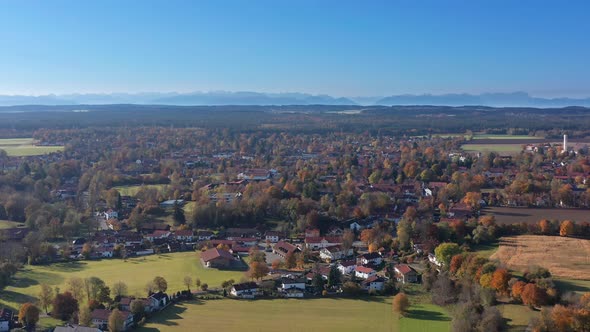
[201,248,234,262]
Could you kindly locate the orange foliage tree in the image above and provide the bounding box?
[491,268,511,295]
[560,220,575,237]
[511,281,527,302]
[538,219,551,234]
[521,283,546,308]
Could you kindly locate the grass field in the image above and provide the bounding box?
[483,207,590,224]
[472,135,538,140]
[490,235,590,280]
[0,252,245,311]
[0,220,25,229]
[0,138,64,156]
[461,144,524,153]
[113,184,170,197]
[140,297,450,332]
[470,243,499,258]
[498,304,538,331]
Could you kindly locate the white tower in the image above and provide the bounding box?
[563,134,568,153]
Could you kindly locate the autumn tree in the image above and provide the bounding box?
[521,283,546,308]
[560,220,575,237]
[52,291,79,321]
[491,268,511,294]
[539,219,552,234]
[153,276,168,293]
[18,303,40,329]
[392,293,410,316]
[66,277,85,301]
[112,281,128,298]
[78,305,92,327]
[130,299,145,320]
[38,283,54,313]
[511,281,527,302]
[285,251,296,269]
[108,309,125,332]
[434,243,462,267]
[183,276,192,291]
[462,192,482,211]
[247,261,270,281]
[341,229,355,253]
[271,259,281,270]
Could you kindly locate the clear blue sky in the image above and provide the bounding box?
[1,0,589,97]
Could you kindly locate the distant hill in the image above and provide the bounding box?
[376,92,590,107]
[0,91,356,106]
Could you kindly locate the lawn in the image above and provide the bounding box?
[498,304,538,331]
[0,220,25,229]
[470,243,499,259]
[0,138,64,156]
[472,134,538,140]
[0,252,245,311]
[112,184,170,197]
[141,297,399,332]
[399,303,451,332]
[461,144,523,153]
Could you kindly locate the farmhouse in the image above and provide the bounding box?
[159,199,185,209]
[319,245,353,261]
[196,230,215,241]
[264,231,281,243]
[237,169,271,181]
[148,292,169,311]
[230,282,262,298]
[201,248,235,268]
[361,276,386,292]
[305,236,342,250]
[337,260,357,275]
[394,264,418,284]
[54,325,102,332]
[355,266,377,279]
[103,209,118,220]
[358,252,382,266]
[172,229,194,242]
[273,241,300,258]
[91,309,133,331]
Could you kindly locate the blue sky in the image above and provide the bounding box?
[0,0,589,97]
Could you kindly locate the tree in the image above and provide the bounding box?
[312,273,324,293]
[434,243,462,267]
[18,303,40,329]
[560,220,575,237]
[392,293,410,316]
[462,192,482,211]
[341,229,355,253]
[66,277,85,301]
[539,219,552,234]
[183,276,192,291]
[521,283,546,308]
[271,259,282,270]
[85,277,111,304]
[511,281,527,302]
[195,278,201,289]
[342,281,361,295]
[108,309,125,332]
[477,306,504,332]
[78,305,92,327]
[130,299,145,320]
[153,276,168,293]
[327,265,342,288]
[38,283,54,313]
[52,292,79,321]
[112,281,128,298]
[285,251,296,269]
[368,243,379,253]
[173,201,186,225]
[491,268,511,294]
[247,261,269,281]
[201,283,208,291]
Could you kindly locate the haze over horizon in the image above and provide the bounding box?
[1,0,590,98]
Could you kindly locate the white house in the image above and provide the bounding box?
[355,266,377,279]
[394,264,418,284]
[91,309,133,331]
[304,236,342,250]
[264,231,281,243]
[148,292,169,311]
[362,276,386,292]
[230,282,261,298]
[358,252,382,266]
[103,209,118,220]
[278,278,306,298]
[337,260,357,275]
[319,245,353,261]
[428,253,442,267]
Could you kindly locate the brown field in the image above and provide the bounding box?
[490,235,590,280]
[482,207,590,224]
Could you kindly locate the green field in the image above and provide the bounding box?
[498,304,538,331]
[0,138,64,156]
[461,144,523,153]
[0,252,245,311]
[472,135,537,140]
[113,184,170,197]
[141,297,449,332]
[471,243,499,258]
[0,220,25,229]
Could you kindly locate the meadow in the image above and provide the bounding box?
[140,296,450,332]
[0,138,64,156]
[0,220,25,229]
[112,184,170,197]
[490,235,590,280]
[461,143,524,153]
[0,252,245,311]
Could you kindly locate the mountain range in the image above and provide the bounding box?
[1,91,590,107]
